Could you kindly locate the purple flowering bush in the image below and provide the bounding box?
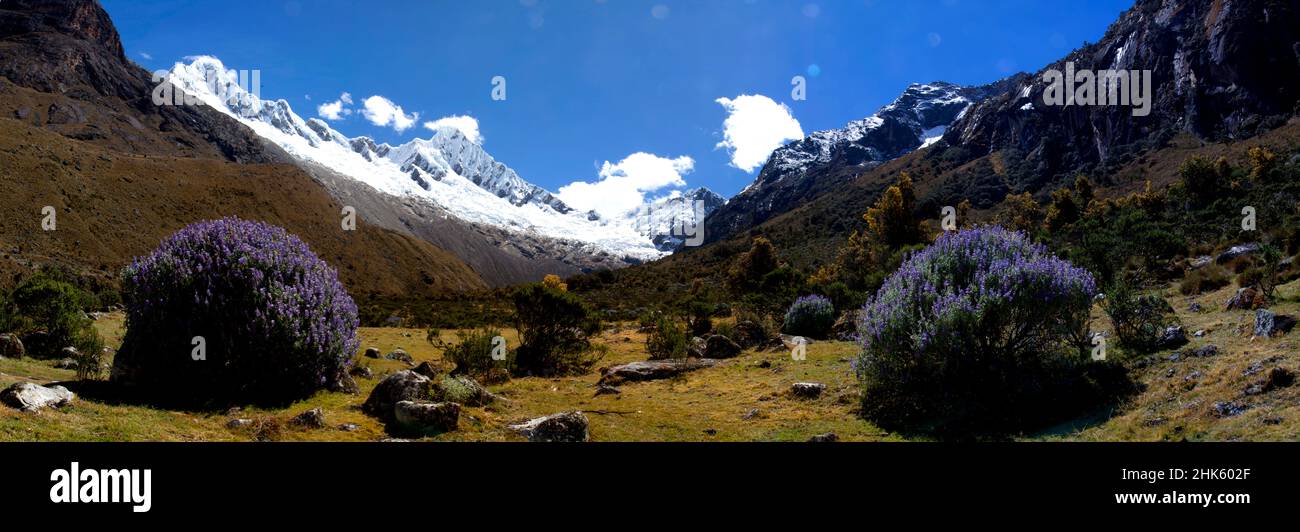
[782,294,835,339]
[856,226,1130,436]
[113,217,359,406]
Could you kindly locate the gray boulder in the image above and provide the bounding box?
[0,334,23,359]
[384,349,414,365]
[363,347,381,359]
[687,336,708,359]
[290,407,326,428]
[362,370,432,421]
[0,382,75,412]
[1157,326,1189,349]
[1216,243,1260,264]
[704,335,742,359]
[508,411,589,442]
[1226,287,1264,310]
[598,359,719,386]
[790,382,827,399]
[1254,309,1297,338]
[393,401,459,435]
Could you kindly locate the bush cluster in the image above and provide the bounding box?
[1101,280,1177,352]
[114,217,359,406]
[856,227,1128,437]
[442,327,511,384]
[646,314,688,361]
[511,282,603,377]
[782,295,835,339]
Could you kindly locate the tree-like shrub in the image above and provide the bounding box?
[1101,279,1177,352]
[9,275,102,359]
[511,282,602,376]
[113,218,359,406]
[646,314,688,361]
[783,295,835,339]
[443,328,511,384]
[856,226,1127,437]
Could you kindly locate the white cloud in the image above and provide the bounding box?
[714,94,803,173]
[317,92,354,121]
[138,51,153,60]
[423,115,483,145]
[361,95,418,132]
[557,152,694,219]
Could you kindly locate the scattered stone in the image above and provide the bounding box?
[1216,243,1260,264]
[1188,256,1213,269]
[1184,370,1202,381]
[384,349,414,365]
[349,365,374,379]
[0,334,25,359]
[1188,302,1203,313]
[1253,309,1297,338]
[362,370,433,422]
[703,428,717,436]
[1164,368,1176,378]
[598,359,719,386]
[1263,367,1295,392]
[0,382,75,412]
[1243,383,1264,396]
[593,384,621,397]
[704,334,742,359]
[53,358,78,369]
[224,406,243,416]
[1142,417,1168,427]
[742,408,761,420]
[1226,287,1265,310]
[363,347,381,359]
[226,418,253,429]
[393,400,460,435]
[686,336,708,359]
[290,407,326,428]
[1177,344,1220,359]
[412,361,441,379]
[337,423,360,432]
[433,375,499,406]
[509,411,589,442]
[1157,326,1189,349]
[807,433,838,442]
[1243,361,1265,376]
[790,382,827,399]
[1213,401,1250,418]
[1193,329,1206,337]
[755,360,772,369]
[329,371,359,394]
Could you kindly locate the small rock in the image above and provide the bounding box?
[1157,326,1189,349]
[393,400,460,435]
[703,428,717,436]
[1193,329,1206,337]
[329,371,359,394]
[385,349,414,365]
[349,365,374,379]
[1185,345,1220,358]
[0,382,75,412]
[363,347,381,359]
[742,408,761,420]
[1216,243,1260,264]
[704,334,742,359]
[755,360,772,369]
[337,423,360,432]
[686,336,708,359]
[807,433,838,442]
[1212,401,1250,418]
[1226,287,1265,311]
[290,407,326,428]
[593,384,621,397]
[1184,370,1202,381]
[1263,367,1295,392]
[508,411,589,442]
[598,359,719,386]
[53,357,78,369]
[412,360,441,379]
[0,334,24,359]
[1188,256,1213,269]
[1188,302,1203,313]
[790,382,826,399]
[226,418,253,429]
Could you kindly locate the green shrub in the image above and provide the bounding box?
[1179,264,1230,295]
[1102,280,1177,352]
[72,333,106,381]
[683,300,713,337]
[443,328,511,384]
[782,295,835,339]
[9,275,102,359]
[646,314,688,361]
[511,283,603,377]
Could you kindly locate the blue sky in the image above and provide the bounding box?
[103,0,1132,201]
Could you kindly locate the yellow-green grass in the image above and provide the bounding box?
[1,315,890,442]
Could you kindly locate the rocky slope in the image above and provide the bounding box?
[703,80,1017,244]
[0,0,487,295]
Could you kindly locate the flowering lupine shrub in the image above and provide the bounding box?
[856,226,1129,437]
[113,218,359,406]
[782,295,835,339]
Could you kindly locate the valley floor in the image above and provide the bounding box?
[2,280,1297,442]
